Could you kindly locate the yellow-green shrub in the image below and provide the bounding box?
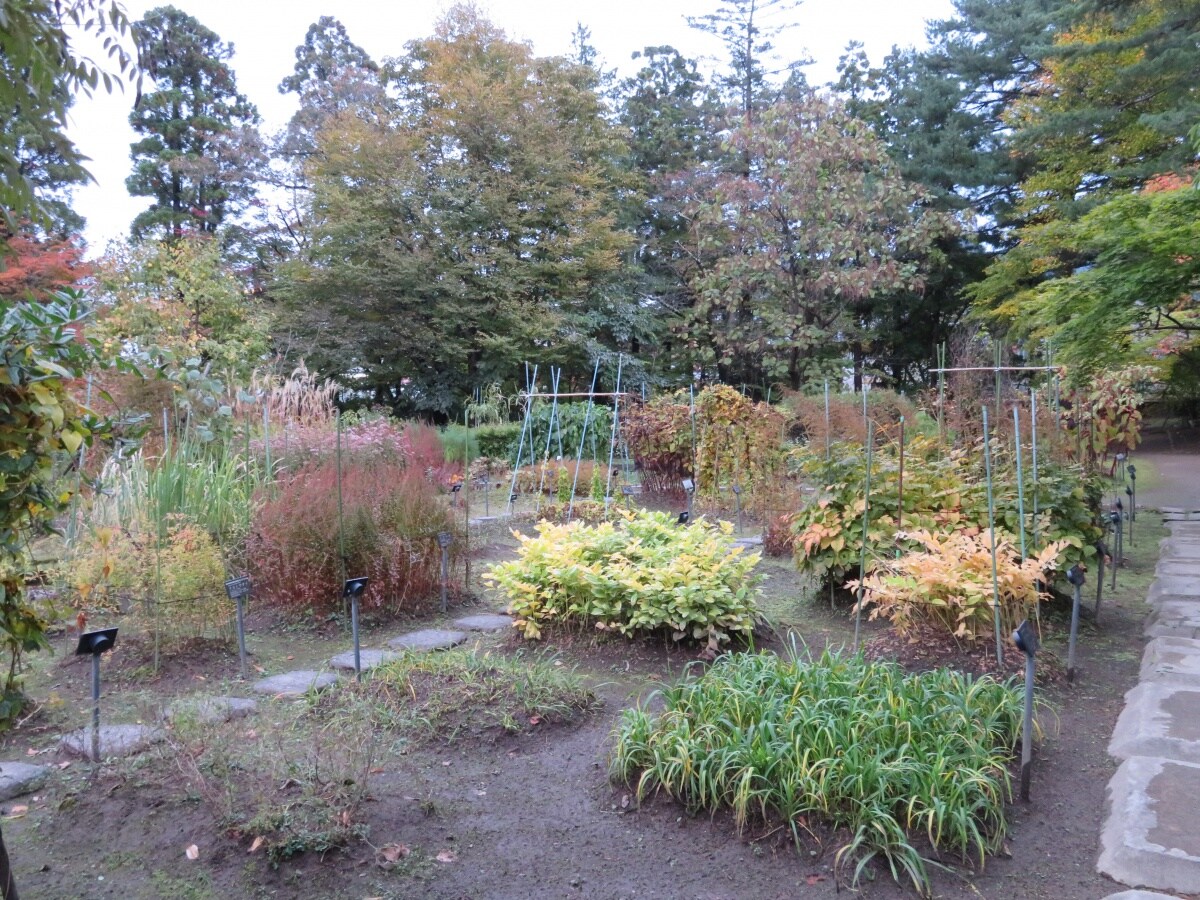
[484,510,761,651]
[848,529,1063,642]
[70,520,231,644]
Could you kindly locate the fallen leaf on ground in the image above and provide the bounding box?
[56,761,71,770]
[253,665,266,674]
[185,844,199,860]
[806,875,826,885]
[286,655,295,660]
[378,844,411,863]
[529,715,542,725]
[248,837,263,854]
[436,850,456,863]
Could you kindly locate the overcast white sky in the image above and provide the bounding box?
[65,0,955,253]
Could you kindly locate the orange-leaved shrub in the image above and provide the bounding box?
[248,459,460,617]
[848,529,1063,642]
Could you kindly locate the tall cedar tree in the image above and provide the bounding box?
[126,6,263,240]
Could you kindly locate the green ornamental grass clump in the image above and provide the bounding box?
[611,650,1022,896]
[484,509,761,651]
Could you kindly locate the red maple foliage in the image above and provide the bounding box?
[0,228,91,301]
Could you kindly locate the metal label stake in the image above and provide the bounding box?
[437,532,453,613]
[1013,620,1038,801]
[224,576,251,675]
[1066,564,1085,683]
[343,578,369,681]
[75,628,118,763]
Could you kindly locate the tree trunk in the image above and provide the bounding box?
[0,823,19,900]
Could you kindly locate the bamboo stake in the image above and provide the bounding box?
[824,379,831,461]
[604,355,624,514]
[1014,407,1027,561]
[1030,390,1040,549]
[853,421,875,653]
[568,361,600,521]
[984,406,1005,667]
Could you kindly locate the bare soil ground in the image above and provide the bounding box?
[1,458,1193,900]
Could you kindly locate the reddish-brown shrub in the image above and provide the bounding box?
[248,459,460,617]
[781,388,919,447]
[762,511,797,557]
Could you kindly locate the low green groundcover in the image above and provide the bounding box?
[611,650,1022,896]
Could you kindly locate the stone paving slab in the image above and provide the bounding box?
[250,670,338,697]
[1157,560,1200,577]
[1160,540,1200,561]
[1144,599,1200,638]
[1103,891,1186,900]
[1141,637,1200,686]
[387,629,468,652]
[1099,756,1200,895]
[328,648,398,672]
[1111,683,1200,763]
[0,762,48,800]
[60,724,165,761]
[1152,576,1200,597]
[165,696,257,725]
[453,614,513,632]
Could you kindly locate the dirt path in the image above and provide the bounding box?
[1131,430,1200,512]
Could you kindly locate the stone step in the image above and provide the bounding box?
[164,696,257,725]
[1157,560,1200,578]
[1152,575,1200,598]
[387,628,468,652]
[1111,682,1200,763]
[250,670,338,697]
[453,613,513,632]
[1144,599,1200,639]
[1141,637,1200,686]
[60,724,165,761]
[1099,756,1200,895]
[328,649,398,672]
[0,763,47,800]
